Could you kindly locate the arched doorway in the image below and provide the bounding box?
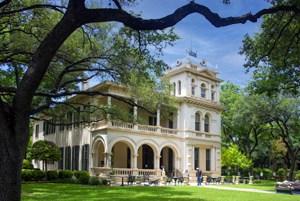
[112,141,132,168]
[93,140,105,167]
[137,144,154,169]
[160,147,174,176]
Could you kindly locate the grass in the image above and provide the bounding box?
[222,180,276,191]
[21,183,300,201]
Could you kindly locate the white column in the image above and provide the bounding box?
[132,154,138,169]
[107,96,111,120]
[155,155,160,169]
[211,147,216,171]
[156,108,160,126]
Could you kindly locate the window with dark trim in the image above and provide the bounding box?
[148,116,157,126]
[43,119,55,135]
[67,112,72,129]
[195,113,200,131]
[72,146,80,171]
[194,147,199,169]
[173,82,176,95]
[204,114,210,132]
[35,124,39,138]
[81,144,89,171]
[201,83,206,98]
[178,81,181,95]
[65,146,71,170]
[206,149,211,171]
[58,147,64,170]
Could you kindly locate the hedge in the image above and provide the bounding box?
[47,170,59,181]
[58,170,73,179]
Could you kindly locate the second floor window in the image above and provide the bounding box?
[173,82,176,95]
[201,83,206,98]
[195,113,200,131]
[191,86,195,96]
[35,124,39,138]
[178,81,181,95]
[204,114,210,132]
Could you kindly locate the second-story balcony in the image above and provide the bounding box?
[91,120,220,142]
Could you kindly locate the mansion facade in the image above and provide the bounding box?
[32,53,223,182]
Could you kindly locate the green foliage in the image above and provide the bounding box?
[101,179,108,186]
[47,171,59,181]
[58,170,74,179]
[295,170,300,180]
[240,1,300,95]
[74,171,90,179]
[262,168,272,180]
[89,177,100,185]
[221,143,253,172]
[22,159,33,170]
[78,174,90,185]
[22,169,45,181]
[31,140,61,164]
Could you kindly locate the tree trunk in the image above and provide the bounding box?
[288,152,297,181]
[0,110,29,201]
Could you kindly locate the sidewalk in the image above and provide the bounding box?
[201,185,276,194]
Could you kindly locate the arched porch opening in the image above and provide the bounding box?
[160,147,175,176]
[112,141,132,168]
[137,144,154,169]
[93,140,105,167]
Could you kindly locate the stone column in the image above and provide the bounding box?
[132,154,138,169]
[235,176,240,184]
[107,96,112,126]
[154,155,160,170]
[133,105,138,131]
[249,176,253,184]
[203,176,207,185]
[104,152,112,168]
[221,176,225,184]
[157,108,161,133]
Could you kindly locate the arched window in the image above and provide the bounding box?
[201,83,206,98]
[211,85,215,101]
[173,82,176,95]
[178,81,181,95]
[195,113,200,131]
[191,86,195,96]
[204,114,209,132]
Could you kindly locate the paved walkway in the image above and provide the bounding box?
[200,185,276,194]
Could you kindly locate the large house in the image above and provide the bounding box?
[32,52,223,182]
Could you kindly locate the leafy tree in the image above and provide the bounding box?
[241,0,300,95]
[0,0,299,200]
[221,143,253,174]
[31,140,60,181]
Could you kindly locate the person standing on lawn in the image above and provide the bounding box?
[196,168,202,186]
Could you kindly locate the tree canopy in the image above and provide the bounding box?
[1,0,300,200]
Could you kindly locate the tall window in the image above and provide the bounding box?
[35,124,39,138]
[74,107,80,128]
[211,85,215,101]
[195,113,200,131]
[191,86,195,96]
[201,83,206,98]
[204,114,210,132]
[178,81,181,95]
[206,149,211,171]
[72,146,80,171]
[194,147,199,169]
[65,146,71,170]
[58,148,64,170]
[81,144,89,171]
[173,82,176,95]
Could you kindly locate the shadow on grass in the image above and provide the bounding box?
[22,183,206,201]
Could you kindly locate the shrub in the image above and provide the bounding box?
[74,171,90,179]
[47,170,59,181]
[32,170,45,181]
[22,169,33,181]
[58,170,73,179]
[89,177,100,185]
[262,168,272,180]
[22,159,34,169]
[101,179,108,186]
[253,168,262,178]
[253,179,262,184]
[277,168,286,180]
[78,174,90,185]
[294,170,300,180]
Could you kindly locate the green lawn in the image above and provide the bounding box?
[22,183,300,201]
[222,181,276,191]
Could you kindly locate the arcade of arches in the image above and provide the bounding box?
[92,139,177,175]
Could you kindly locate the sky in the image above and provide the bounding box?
[125,0,272,87]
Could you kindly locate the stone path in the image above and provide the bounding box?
[201,185,276,194]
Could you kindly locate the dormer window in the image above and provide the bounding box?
[191,86,195,96]
[201,83,206,98]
